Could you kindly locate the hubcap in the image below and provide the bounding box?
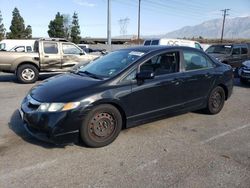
[211,91,222,109]
[89,112,116,140]
[21,68,35,81]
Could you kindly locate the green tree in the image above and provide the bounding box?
[63,14,71,39]
[70,12,81,44]
[0,11,6,40]
[8,7,26,39]
[25,25,32,39]
[48,12,65,38]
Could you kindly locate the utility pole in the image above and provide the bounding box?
[107,0,111,46]
[138,0,141,44]
[220,9,230,43]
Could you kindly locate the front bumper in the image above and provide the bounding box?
[239,69,250,80]
[20,98,87,145]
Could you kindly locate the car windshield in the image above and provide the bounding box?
[78,50,144,78]
[206,45,232,54]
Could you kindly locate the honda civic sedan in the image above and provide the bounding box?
[20,46,233,147]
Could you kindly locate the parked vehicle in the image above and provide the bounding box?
[205,43,250,69]
[0,38,99,83]
[143,38,203,50]
[19,46,233,147]
[238,60,250,83]
[0,39,35,52]
[77,44,107,55]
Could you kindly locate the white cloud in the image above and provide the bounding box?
[73,0,96,7]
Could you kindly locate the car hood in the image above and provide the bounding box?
[29,73,102,103]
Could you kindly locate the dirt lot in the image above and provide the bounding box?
[0,73,250,188]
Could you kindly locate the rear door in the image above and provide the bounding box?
[180,49,216,109]
[40,42,62,71]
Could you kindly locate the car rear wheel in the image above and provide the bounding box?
[80,104,122,147]
[205,86,225,114]
[16,64,39,84]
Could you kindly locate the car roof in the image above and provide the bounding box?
[117,45,198,53]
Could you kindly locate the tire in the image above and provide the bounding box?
[16,64,39,84]
[80,104,122,147]
[205,86,225,114]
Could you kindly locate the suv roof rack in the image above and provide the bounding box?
[39,38,69,42]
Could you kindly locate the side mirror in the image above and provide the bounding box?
[136,71,155,80]
[80,52,85,56]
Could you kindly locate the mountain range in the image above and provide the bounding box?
[141,16,250,39]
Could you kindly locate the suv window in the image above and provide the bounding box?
[140,51,179,76]
[44,42,58,54]
[63,43,82,54]
[183,50,214,71]
[241,47,248,55]
[232,47,240,55]
[144,40,151,46]
[151,40,159,45]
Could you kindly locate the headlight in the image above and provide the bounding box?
[37,102,80,112]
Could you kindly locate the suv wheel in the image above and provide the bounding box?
[80,104,122,147]
[16,64,39,84]
[205,86,225,114]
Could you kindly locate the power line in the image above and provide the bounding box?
[220,9,230,43]
[118,17,130,36]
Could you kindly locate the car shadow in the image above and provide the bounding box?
[0,72,62,83]
[8,109,65,149]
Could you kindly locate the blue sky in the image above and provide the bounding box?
[0,0,250,38]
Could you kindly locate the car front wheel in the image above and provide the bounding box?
[80,104,122,147]
[205,86,225,114]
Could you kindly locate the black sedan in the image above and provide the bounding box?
[20,46,233,147]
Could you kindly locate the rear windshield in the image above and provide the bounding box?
[206,45,232,54]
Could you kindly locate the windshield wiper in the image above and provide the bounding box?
[77,70,103,80]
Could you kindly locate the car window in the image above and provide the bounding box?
[79,50,144,78]
[63,43,82,55]
[123,70,137,82]
[195,43,203,50]
[140,51,179,76]
[151,40,159,45]
[144,40,151,46]
[44,42,58,54]
[14,46,25,52]
[241,47,248,55]
[206,45,232,54]
[26,46,32,52]
[232,47,240,55]
[183,50,214,71]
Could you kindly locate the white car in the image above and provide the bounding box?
[143,38,203,50]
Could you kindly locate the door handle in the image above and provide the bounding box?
[171,79,180,85]
[44,55,49,58]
